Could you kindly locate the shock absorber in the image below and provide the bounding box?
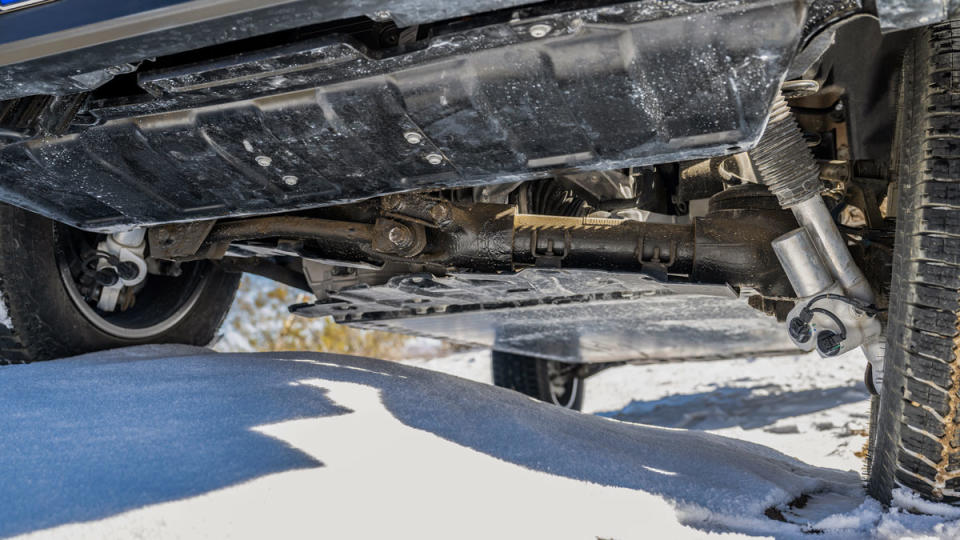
[749,86,884,390]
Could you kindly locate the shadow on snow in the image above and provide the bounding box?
[595,383,870,430]
[0,345,861,537]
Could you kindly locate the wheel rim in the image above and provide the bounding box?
[56,227,210,340]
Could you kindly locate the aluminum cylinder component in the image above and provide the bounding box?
[862,339,886,389]
[749,87,875,306]
[771,228,834,297]
[97,228,149,312]
[790,196,874,304]
[111,228,147,248]
[750,84,883,391]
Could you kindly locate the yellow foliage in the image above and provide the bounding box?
[221,275,415,359]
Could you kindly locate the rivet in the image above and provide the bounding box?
[529,24,552,38]
[282,175,299,186]
[255,155,272,167]
[404,131,423,144]
[425,153,443,165]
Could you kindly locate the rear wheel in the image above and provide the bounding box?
[868,21,960,504]
[492,350,585,410]
[0,204,241,364]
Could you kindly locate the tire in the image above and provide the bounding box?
[0,204,241,364]
[492,350,585,410]
[868,21,960,504]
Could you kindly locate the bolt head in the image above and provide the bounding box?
[255,155,272,167]
[384,195,404,212]
[282,175,299,186]
[425,153,444,165]
[429,203,451,224]
[372,10,391,21]
[387,225,414,248]
[529,24,552,38]
[404,131,423,144]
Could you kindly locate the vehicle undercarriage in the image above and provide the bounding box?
[0,0,955,505]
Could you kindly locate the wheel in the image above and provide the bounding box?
[0,204,241,364]
[491,350,585,410]
[868,21,960,504]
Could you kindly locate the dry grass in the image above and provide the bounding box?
[220,275,466,360]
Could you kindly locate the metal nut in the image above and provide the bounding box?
[404,131,423,144]
[529,24,552,38]
[387,225,414,248]
[425,153,444,165]
[255,155,272,167]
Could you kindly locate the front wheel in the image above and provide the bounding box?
[0,204,241,364]
[868,21,960,504]
[492,350,585,410]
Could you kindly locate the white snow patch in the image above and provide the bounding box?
[892,488,960,519]
[1,345,959,538]
[0,288,12,328]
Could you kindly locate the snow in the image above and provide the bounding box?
[0,288,12,328]
[1,345,960,538]
[410,349,874,471]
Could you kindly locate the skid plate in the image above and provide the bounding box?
[293,269,797,364]
[0,0,802,231]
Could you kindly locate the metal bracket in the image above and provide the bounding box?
[636,236,676,281]
[530,228,569,268]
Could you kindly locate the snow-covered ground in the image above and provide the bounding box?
[3,345,960,539]
[407,349,872,472]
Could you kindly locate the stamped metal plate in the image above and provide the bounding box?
[293,269,797,364]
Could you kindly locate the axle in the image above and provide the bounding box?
[183,191,799,298]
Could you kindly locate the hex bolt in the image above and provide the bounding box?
[425,153,444,165]
[255,155,272,167]
[387,224,414,249]
[529,24,552,38]
[282,175,299,186]
[429,203,451,225]
[404,131,423,144]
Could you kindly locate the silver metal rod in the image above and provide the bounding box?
[790,196,875,304]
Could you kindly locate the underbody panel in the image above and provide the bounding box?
[292,269,796,363]
[0,0,802,231]
[0,0,546,98]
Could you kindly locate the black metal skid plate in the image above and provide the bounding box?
[0,0,802,231]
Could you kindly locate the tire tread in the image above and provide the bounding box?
[870,20,960,504]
